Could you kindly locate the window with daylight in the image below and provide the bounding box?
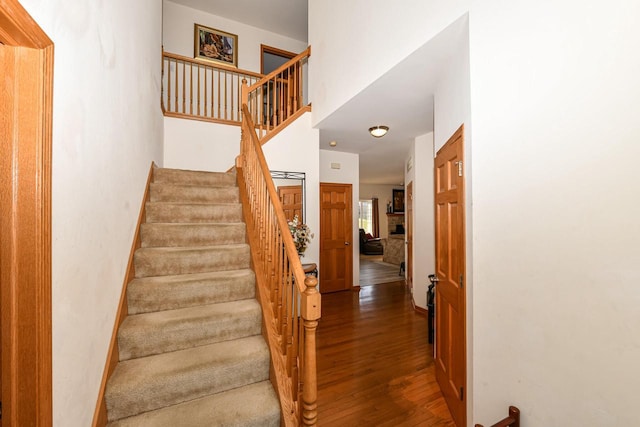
[358,200,373,235]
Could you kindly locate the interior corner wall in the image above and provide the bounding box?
[319,150,360,289]
[469,1,640,425]
[405,133,435,310]
[262,113,320,265]
[359,183,402,239]
[308,0,470,126]
[20,0,164,425]
[434,17,470,152]
[162,0,307,74]
[433,15,473,417]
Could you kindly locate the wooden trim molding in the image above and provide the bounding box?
[92,163,156,427]
[0,1,53,425]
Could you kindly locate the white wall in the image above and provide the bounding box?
[262,113,320,265]
[319,150,360,288]
[434,18,470,152]
[405,133,436,310]
[308,0,470,126]
[433,18,474,417]
[163,0,307,74]
[164,117,240,171]
[20,0,164,425]
[359,184,400,239]
[469,1,640,425]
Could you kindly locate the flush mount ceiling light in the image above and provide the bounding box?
[369,125,389,138]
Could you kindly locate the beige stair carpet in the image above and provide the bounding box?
[104,167,280,427]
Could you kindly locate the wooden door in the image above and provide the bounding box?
[434,125,466,426]
[319,183,353,293]
[278,185,303,222]
[406,182,413,289]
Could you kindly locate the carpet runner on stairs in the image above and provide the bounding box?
[104,167,280,426]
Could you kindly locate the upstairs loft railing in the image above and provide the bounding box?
[161,51,262,124]
[242,47,311,141]
[236,103,320,426]
[161,48,310,133]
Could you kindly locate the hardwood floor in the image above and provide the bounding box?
[316,280,455,426]
[359,255,403,286]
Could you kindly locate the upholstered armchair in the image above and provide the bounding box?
[359,229,383,255]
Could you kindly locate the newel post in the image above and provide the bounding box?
[301,276,321,426]
[241,78,249,108]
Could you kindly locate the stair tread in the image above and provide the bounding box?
[145,202,243,224]
[149,183,239,202]
[153,168,237,187]
[140,223,247,248]
[106,336,270,421]
[129,269,254,284]
[106,381,279,427]
[136,243,249,253]
[127,269,256,314]
[118,299,262,360]
[134,244,251,278]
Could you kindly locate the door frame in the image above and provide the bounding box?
[319,182,354,293]
[0,1,53,425]
[406,181,413,290]
[260,44,296,74]
[434,125,466,426]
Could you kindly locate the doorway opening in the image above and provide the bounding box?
[260,44,295,75]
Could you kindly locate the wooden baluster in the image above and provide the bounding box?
[301,276,320,426]
[287,65,293,117]
[189,63,194,114]
[223,70,228,121]
[203,67,208,117]
[210,68,214,118]
[196,65,200,116]
[166,58,171,112]
[217,68,221,120]
[174,61,179,112]
[279,70,284,120]
[231,74,235,121]
[181,62,186,113]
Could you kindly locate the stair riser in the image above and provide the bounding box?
[127,272,256,314]
[134,247,249,278]
[154,168,236,187]
[149,184,239,204]
[141,224,246,248]
[118,306,261,360]
[105,342,270,421]
[145,203,243,223]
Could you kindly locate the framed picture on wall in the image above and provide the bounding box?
[194,23,238,67]
[392,189,405,213]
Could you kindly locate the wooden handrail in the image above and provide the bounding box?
[236,104,320,426]
[161,50,263,124]
[163,51,264,79]
[475,406,521,427]
[242,47,310,140]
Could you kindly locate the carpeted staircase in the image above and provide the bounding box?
[104,167,280,426]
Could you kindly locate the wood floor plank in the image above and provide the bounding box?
[316,279,455,426]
